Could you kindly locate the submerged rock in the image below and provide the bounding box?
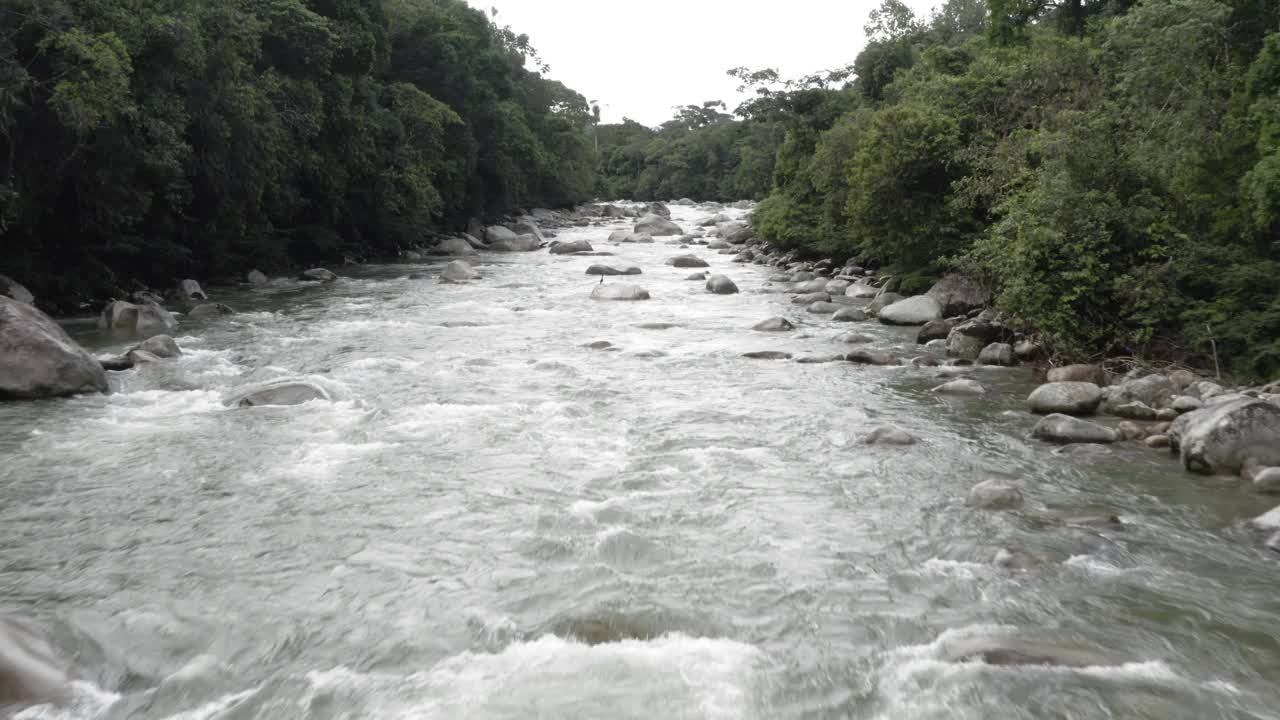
[228,379,333,408]
[833,307,867,322]
[666,254,709,268]
[1032,414,1118,444]
[187,302,236,318]
[864,426,918,445]
[742,351,792,360]
[591,284,651,301]
[1,297,109,399]
[132,335,181,359]
[441,260,481,282]
[753,317,794,332]
[967,480,1024,510]
[933,378,986,396]
[586,265,642,276]
[549,239,593,255]
[299,268,338,282]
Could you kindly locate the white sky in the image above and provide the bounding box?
[467,0,941,127]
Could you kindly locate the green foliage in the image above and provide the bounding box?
[750,0,1280,381]
[0,0,597,308]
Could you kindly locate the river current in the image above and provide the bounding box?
[2,204,1278,719]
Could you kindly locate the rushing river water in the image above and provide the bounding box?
[2,204,1279,720]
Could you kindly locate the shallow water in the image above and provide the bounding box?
[3,205,1279,719]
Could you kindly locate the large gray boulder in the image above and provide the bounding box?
[917,319,953,344]
[833,307,867,322]
[877,296,942,326]
[705,275,739,295]
[0,297,109,399]
[131,334,181,359]
[549,239,593,255]
[607,229,631,243]
[177,279,207,300]
[0,275,34,304]
[945,317,1011,360]
[591,284,651,301]
[926,274,990,316]
[0,616,69,706]
[98,300,177,333]
[1027,382,1103,415]
[507,217,545,240]
[431,237,477,256]
[484,225,518,244]
[635,214,683,237]
[1168,397,1280,475]
[1103,374,1174,412]
[441,260,481,282]
[978,342,1016,366]
[846,282,879,299]
[717,222,754,244]
[247,269,269,285]
[645,201,671,218]
[933,378,986,396]
[1032,414,1118,444]
[666,255,708,268]
[698,213,731,227]
[601,204,627,218]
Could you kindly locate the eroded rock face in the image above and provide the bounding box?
[1168,397,1280,475]
[967,480,1024,510]
[0,297,109,399]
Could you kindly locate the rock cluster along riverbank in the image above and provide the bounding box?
[2,197,1279,548]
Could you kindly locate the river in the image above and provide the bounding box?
[2,204,1278,719]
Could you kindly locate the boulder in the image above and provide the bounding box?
[1167,369,1198,391]
[299,268,338,282]
[99,300,178,333]
[0,297,109,399]
[507,218,544,240]
[705,275,739,295]
[824,279,851,295]
[586,265,642,276]
[808,301,841,314]
[698,213,731,227]
[177,279,207,300]
[461,233,489,250]
[1103,374,1175,412]
[926,274,990,316]
[967,480,1024,510]
[131,334,181,358]
[550,239,593,255]
[833,307,867,322]
[945,318,1011,360]
[845,350,900,366]
[707,240,731,250]
[867,292,906,316]
[877,296,943,326]
[484,225,518,244]
[187,302,236,318]
[1027,382,1103,415]
[490,234,541,252]
[791,271,816,282]
[645,202,671,218]
[846,282,879,299]
[1032,414,1119,444]
[431,237,478,256]
[601,204,627,218]
[1014,340,1040,360]
[1168,397,1280,475]
[946,329,985,361]
[635,214,683,237]
[666,255,708,268]
[591,284,651,301]
[1047,364,1107,386]
[753,317,794,332]
[608,229,631,243]
[1111,401,1157,421]
[917,319,953,344]
[0,275,34,304]
[978,342,1016,367]
[675,197,695,206]
[864,426,918,446]
[933,378,986,396]
[622,233,654,243]
[684,272,709,281]
[247,269,269,285]
[834,332,874,344]
[718,222,754,244]
[228,380,332,408]
[793,279,831,294]
[1171,396,1203,413]
[743,351,792,360]
[1144,434,1171,449]
[441,260,481,282]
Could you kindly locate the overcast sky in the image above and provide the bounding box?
[466,0,941,126]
